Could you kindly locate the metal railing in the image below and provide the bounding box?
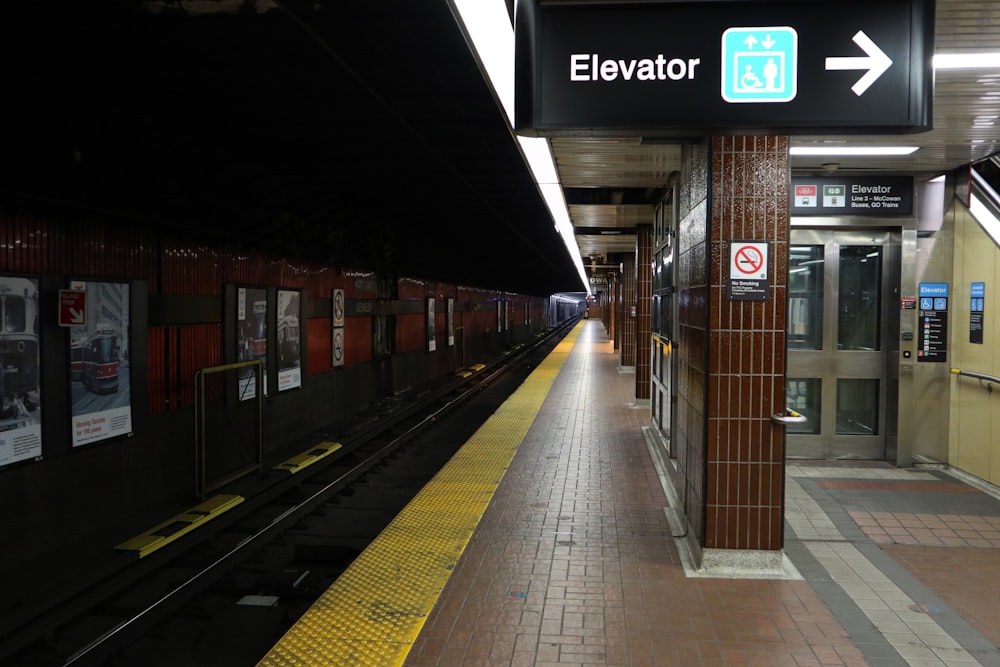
[194,359,264,498]
[951,367,1000,393]
[772,408,807,425]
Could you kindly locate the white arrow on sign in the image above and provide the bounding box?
[825,30,892,96]
[68,307,85,324]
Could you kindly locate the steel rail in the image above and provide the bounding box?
[61,321,574,666]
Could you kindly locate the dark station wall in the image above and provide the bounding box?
[0,211,553,570]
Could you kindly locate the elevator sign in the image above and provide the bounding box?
[514,0,933,135]
[722,26,797,103]
[728,241,769,301]
[791,176,914,216]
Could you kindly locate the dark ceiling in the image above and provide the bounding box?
[0,0,583,297]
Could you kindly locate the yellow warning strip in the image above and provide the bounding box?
[257,322,584,667]
[273,441,343,474]
[456,362,486,378]
[115,494,244,558]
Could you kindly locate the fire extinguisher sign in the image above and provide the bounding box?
[728,241,769,301]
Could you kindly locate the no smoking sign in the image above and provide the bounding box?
[728,241,769,301]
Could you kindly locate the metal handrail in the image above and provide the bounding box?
[951,367,1000,393]
[772,408,807,425]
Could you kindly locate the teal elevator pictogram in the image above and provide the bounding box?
[722,26,797,103]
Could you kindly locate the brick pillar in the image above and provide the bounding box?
[609,270,619,349]
[705,136,788,554]
[620,252,637,367]
[601,272,610,335]
[636,224,652,400]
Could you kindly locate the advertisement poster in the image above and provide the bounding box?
[426,297,436,352]
[447,298,454,347]
[0,276,42,465]
[277,290,301,391]
[237,287,268,400]
[70,281,132,447]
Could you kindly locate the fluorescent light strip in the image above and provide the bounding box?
[970,192,1000,247]
[450,0,515,125]
[790,146,919,156]
[451,0,590,292]
[934,53,1000,70]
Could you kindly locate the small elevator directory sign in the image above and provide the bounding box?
[918,283,948,362]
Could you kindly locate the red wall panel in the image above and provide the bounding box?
[344,316,372,366]
[178,324,223,409]
[147,326,167,415]
[307,318,332,375]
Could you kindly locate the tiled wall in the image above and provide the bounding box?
[706,136,788,551]
[675,142,710,547]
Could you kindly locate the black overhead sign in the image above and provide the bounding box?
[514,0,934,136]
[791,176,914,216]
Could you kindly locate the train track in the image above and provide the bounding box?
[4,321,575,667]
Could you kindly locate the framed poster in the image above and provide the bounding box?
[446,297,454,347]
[237,287,268,400]
[426,297,437,352]
[70,281,132,447]
[0,276,42,464]
[277,289,301,391]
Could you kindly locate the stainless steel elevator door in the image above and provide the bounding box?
[786,230,892,459]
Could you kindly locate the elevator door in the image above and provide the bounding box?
[786,230,893,459]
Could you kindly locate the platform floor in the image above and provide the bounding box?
[402,321,1000,667]
[261,319,1000,666]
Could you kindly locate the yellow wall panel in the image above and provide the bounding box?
[950,203,999,484]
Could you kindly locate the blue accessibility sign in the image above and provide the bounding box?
[722,26,797,103]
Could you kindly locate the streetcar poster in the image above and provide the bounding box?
[237,287,268,400]
[276,290,301,391]
[70,281,133,448]
[0,276,42,466]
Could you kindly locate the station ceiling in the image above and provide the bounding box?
[1,1,998,297]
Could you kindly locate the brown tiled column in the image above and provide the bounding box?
[609,270,619,349]
[636,224,652,401]
[620,253,637,367]
[706,136,788,556]
[672,136,789,570]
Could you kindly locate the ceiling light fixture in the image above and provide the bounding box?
[790,146,919,156]
[452,0,590,292]
[934,53,1000,70]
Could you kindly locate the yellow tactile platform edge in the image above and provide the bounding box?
[257,323,583,667]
